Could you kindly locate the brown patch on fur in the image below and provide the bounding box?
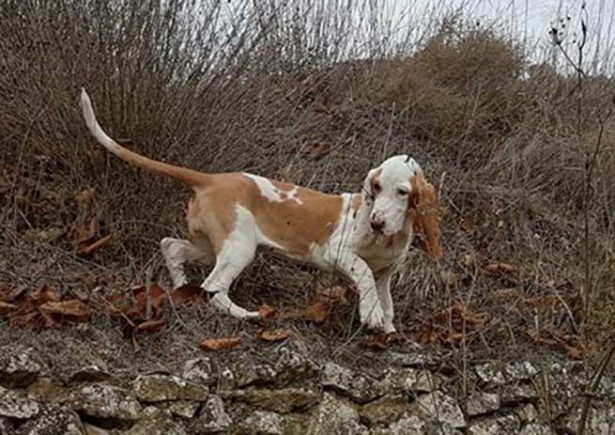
[187,173,343,256]
[370,168,383,196]
[271,180,296,192]
[411,173,443,261]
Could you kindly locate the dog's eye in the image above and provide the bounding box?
[372,182,381,193]
[397,188,409,196]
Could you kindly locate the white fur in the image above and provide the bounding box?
[243,173,303,204]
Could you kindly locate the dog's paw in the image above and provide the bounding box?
[384,322,397,334]
[360,300,385,330]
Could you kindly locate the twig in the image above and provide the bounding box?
[577,341,615,434]
[145,263,153,321]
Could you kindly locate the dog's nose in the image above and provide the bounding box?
[370,219,385,232]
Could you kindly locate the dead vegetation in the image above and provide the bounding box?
[1,0,614,373]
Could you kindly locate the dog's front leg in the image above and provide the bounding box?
[376,269,396,334]
[326,250,384,330]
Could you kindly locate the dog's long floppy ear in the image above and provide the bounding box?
[361,168,381,205]
[410,173,443,261]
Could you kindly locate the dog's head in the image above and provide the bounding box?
[362,155,443,260]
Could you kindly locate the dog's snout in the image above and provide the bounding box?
[370,220,384,232]
[370,214,385,232]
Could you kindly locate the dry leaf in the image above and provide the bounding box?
[281,301,329,323]
[0,285,27,303]
[362,333,390,351]
[135,319,166,333]
[104,292,133,318]
[259,303,277,319]
[0,301,18,315]
[485,262,516,274]
[134,284,166,316]
[527,328,583,360]
[39,299,90,322]
[75,216,100,246]
[199,337,243,352]
[170,284,206,305]
[11,311,41,329]
[257,329,291,342]
[39,310,60,329]
[76,234,113,255]
[279,286,348,324]
[29,285,62,306]
[417,324,439,344]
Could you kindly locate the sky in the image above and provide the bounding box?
[215,0,615,75]
[383,0,615,73]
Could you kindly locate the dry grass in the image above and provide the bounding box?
[1,0,614,374]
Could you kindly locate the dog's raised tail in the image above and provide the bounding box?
[80,88,210,188]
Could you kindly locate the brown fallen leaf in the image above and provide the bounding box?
[279,286,348,324]
[199,337,243,352]
[135,319,166,333]
[417,324,439,345]
[29,285,62,306]
[39,299,90,322]
[362,333,390,351]
[259,303,277,319]
[281,301,330,323]
[75,216,100,246]
[39,310,60,329]
[104,291,134,318]
[170,284,206,305]
[485,262,516,275]
[0,301,18,315]
[257,329,291,342]
[0,284,27,303]
[134,284,166,317]
[76,234,113,255]
[527,328,583,360]
[11,311,41,329]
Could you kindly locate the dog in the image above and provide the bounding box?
[80,89,442,332]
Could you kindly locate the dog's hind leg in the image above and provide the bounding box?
[201,215,260,320]
[160,237,214,288]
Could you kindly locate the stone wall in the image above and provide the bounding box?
[0,344,614,435]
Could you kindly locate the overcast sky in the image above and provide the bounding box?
[383,0,615,73]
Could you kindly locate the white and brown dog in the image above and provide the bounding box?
[80,89,442,333]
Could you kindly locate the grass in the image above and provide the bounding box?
[1,0,614,374]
